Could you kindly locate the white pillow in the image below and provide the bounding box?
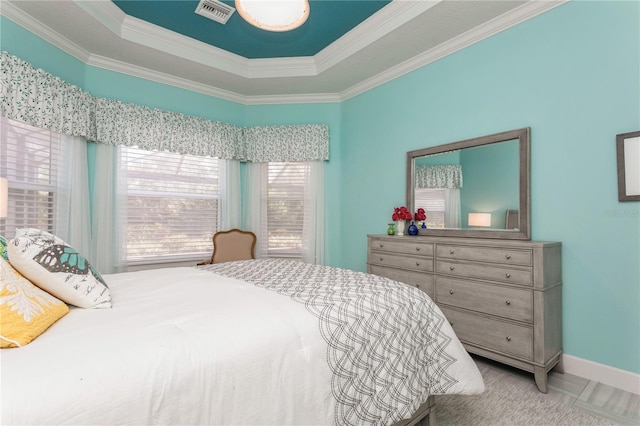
[7,228,112,309]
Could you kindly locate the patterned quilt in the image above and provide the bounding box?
[200,258,484,425]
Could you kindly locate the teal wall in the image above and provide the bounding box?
[0,17,85,87]
[460,141,520,229]
[341,1,639,373]
[1,1,638,374]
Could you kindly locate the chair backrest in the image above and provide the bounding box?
[505,209,519,229]
[211,229,257,264]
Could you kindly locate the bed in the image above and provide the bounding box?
[1,258,484,425]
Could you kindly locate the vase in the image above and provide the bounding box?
[421,221,427,229]
[387,223,396,236]
[407,221,419,236]
[395,220,406,236]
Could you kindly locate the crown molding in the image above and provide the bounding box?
[87,52,340,105]
[77,0,253,77]
[74,0,437,80]
[0,0,91,63]
[244,93,342,105]
[76,0,320,79]
[123,15,318,78]
[73,0,125,36]
[315,0,441,74]
[85,54,247,104]
[340,0,569,101]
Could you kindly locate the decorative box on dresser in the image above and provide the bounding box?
[367,235,562,393]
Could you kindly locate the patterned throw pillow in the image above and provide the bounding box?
[7,228,112,309]
[0,258,69,348]
[0,235,8,261]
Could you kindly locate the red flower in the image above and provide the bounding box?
[414,208,427,221]
[392,206,412,221]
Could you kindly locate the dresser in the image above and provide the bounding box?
[367,235,562,393]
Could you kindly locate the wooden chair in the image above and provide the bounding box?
[198,229,257,265]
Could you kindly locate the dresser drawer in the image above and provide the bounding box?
[370,238,434,257]
[437,244,532,266]
[369,265,434,298]
[436,260,532,286]
[435,277,533,322]
[441,307,533,360]
[369,252,433,272]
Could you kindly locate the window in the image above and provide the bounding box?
[415,188,445,229]
[263,162,307,258]
[119,146,221,264]
[0,118,62,239]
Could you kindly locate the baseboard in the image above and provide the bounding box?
[562,354,640,395]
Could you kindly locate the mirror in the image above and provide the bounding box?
[616,130,640,201]
[406,128,530,240]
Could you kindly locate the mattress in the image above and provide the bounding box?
[1,259,484,425]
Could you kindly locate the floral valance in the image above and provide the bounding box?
[415,165,463,189]
[95,98,245,159]
[0,51,328,162]
[244,124,329,162]
[1,51,96,139]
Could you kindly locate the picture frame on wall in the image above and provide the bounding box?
[616,130,640,202]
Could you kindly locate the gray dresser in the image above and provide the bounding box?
[367,235,562,393]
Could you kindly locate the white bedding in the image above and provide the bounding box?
[1,260,484,425]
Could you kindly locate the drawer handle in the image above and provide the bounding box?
[416,284,421,288]
[505,273,511,278]
[449,266,455,271]
[506,254,511,259]
[379,244,384,248]
[449,249,454,254]
[415,247,420,251]
[506,336,512,342]
[416,262,421,266]
[449,321,454,326]
[449,290,454,295]
[380,257,384,261]
[505,300,511,306]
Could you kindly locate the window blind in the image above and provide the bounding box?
[264,162,307,258]
[0,117,61,239]
[415,188,445,229]
[120,146,221,263]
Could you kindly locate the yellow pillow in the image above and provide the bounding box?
[1,258,69,348]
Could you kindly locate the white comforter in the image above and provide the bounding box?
[1,261,484,425]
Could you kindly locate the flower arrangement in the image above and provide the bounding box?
[414,208,426,222]
[392,206,412,221]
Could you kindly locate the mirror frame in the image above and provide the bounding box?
[407,127,531,240]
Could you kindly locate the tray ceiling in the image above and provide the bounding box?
[0,1,567,104]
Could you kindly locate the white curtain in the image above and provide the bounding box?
[244,162,267,258]
[91,143,125,274]
[302,161,324,265]
[221,160,242,230]
[444,188,461,228]
[244,161,324,264]
[55,135,91,256]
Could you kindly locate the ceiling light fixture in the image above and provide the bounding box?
[235,0,309,32]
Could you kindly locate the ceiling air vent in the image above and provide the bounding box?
[195,0,235,25]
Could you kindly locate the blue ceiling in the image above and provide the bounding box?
[112,0,391,59]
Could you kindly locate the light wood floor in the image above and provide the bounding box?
[473,355,640,425]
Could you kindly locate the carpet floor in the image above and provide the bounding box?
[434,357,618,426]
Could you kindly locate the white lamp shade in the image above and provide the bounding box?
[236,0,309,32]
[0,178,7,218]
[468,212,491,227]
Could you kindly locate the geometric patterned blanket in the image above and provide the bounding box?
[200,259,459,425]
